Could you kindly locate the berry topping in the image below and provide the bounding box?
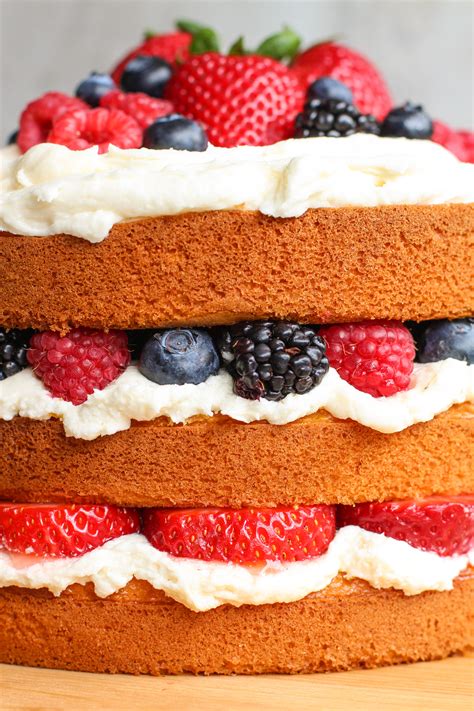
[0,328,31,381]
[295,97,380,138]
[121,55,173,98]
[218,321,329,401]
[47,107,142,153]
[166,53,304,147]
[27,328,130,405]
[319,320,415,398]
[18,91,87,153]
[111,31,191,85]
[414,318,474,365]
[100,90,174,129]
[139,328,219,385]
[432,121,474,163]
[75,72,116,107]
[337,496,474,557]
[307,76,353,104]
[143,114,208,151]
[0,503,140,558]
[143,504,336,564]
[291,42,392,121]
[381,102,433,139]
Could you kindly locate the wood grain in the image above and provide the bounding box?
[1,658,473,711]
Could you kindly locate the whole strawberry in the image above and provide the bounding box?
[432,120,474,163]
[292,42,392,121]
[27,328,130,405]
[111,31,192,84]
[167,53,304,147]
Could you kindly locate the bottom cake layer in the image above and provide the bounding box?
[1,573,473,675]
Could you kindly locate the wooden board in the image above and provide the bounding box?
[1,658,473,711]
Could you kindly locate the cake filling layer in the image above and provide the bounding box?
[1,527,471,611]
[1,134,474,242]
[0,358,472,440]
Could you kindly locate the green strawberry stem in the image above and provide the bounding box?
[256,26,301,61]
[176,19,220,54]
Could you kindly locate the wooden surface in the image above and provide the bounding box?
[1,658,473,711]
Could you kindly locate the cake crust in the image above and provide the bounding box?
[1,573,472,675]
[1,204,473,331]
[1,405,472,507]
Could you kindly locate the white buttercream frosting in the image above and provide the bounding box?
[0,527,470,611]
[1,135,473,242]
[0,359,472,440]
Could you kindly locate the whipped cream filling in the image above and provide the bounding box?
[1,135,473,242]
[0,359,472,440]
[1,527,471,611]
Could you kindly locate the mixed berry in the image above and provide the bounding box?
[6,21,472,159]
[1,495,473,563]
[1,318,472,404]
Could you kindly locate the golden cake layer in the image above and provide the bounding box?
[1,204,473,331]
[1,405,472,507]
[1,572,472,675]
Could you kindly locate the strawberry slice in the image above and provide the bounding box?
[0,504,140,558]
[337,496,474,556]
[142,505,336,564]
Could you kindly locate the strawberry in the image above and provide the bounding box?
[166,53,304,147]
[142,504,336,564]
[432,120,474,163]
[111,31,192,85]
[292,42,392,120]
[18,91,88,153]
[46,107,143,153]
[100,90,174,129]
[27,328,130,405]
[337,496,474,557]
[0,503,140,558]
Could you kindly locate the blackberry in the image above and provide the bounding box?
[218,321,329,401]
[0,328,31,381]
[295,98,380,138]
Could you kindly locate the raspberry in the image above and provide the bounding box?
[432,120,474,163]
[18,91,87,153]
[319,320,415,398]
[27,328,131,405]
[47,107,143,153]
[100,90,174,129]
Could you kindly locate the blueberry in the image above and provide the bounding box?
[75,72,116,107]
[307,77,354,104]
[143,114,208,151]
[139,329,220,385]
[121,55,172,98]
[6,129,18,145]
[415,319,474,364]
[381,102,433,139]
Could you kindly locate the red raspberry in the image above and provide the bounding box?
[166,53,304,147]
[319,320,415,398]
[143,504,336,564]
[27,328,131,405]
[47,107,142,153]
[100,90,174,129]
[18,91,87,153]
[432,120,474,163]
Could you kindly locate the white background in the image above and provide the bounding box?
[1,0,473,141]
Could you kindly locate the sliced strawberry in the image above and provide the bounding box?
[18,91,88,153]
[337,496,474,556]
[0,504,140,558]
[142,505,336,564]
[47,107,143,153]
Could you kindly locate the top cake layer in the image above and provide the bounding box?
[1,134,474,242]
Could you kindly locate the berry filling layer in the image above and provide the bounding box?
[1,133,474,242]
[0,498,472,610]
